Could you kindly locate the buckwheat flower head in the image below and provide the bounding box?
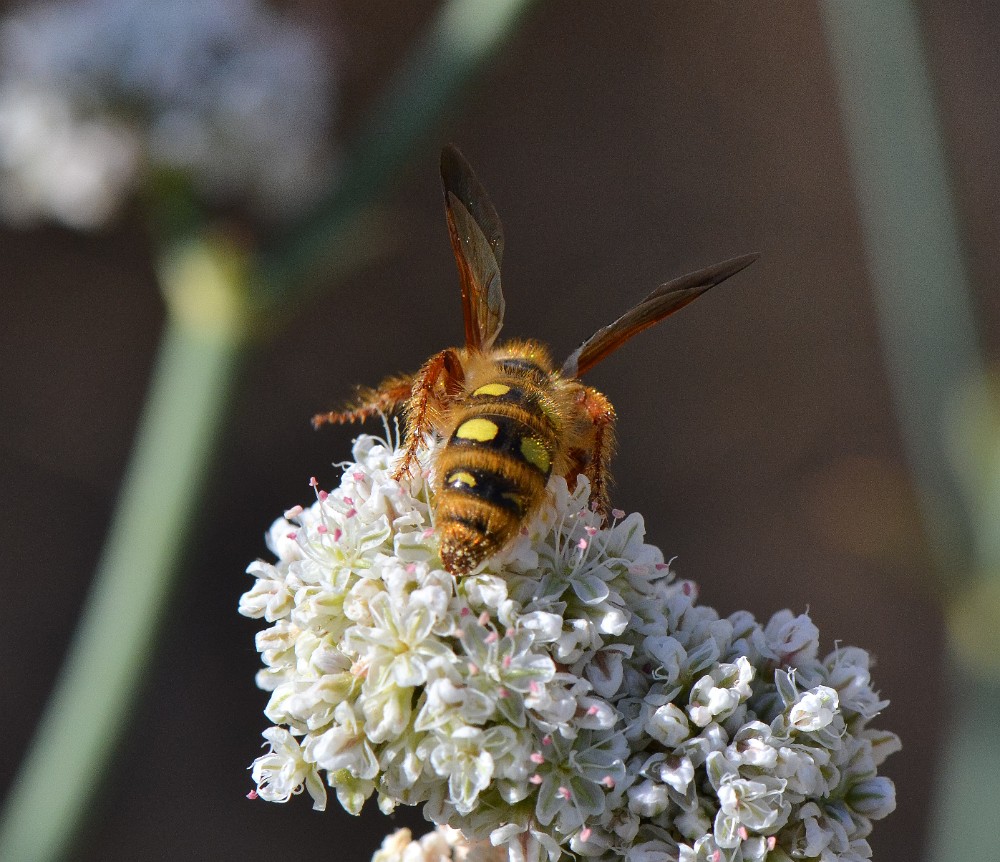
[241,435,899,862]
[0,0,335,228]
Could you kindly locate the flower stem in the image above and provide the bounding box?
[819,2,997,858]
[819,0,983,576]
[256,0,537,303]
[0,275,244,862]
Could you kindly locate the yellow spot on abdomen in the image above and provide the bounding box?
[456,417,500,442]
[520,437,551,474]
[448,471,477,488]
[472,382,511,397]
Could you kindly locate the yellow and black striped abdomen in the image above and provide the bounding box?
[435,381,557,574]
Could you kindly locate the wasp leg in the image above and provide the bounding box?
[393,348,464,482]
[312,374,415,429]
[578,386,617,517]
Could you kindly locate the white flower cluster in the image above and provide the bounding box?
[241,436,899,862]
[372,825,506,862]
[0,0,335,228]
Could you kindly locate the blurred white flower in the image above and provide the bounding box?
[373,825,508,862]
[240,435,898,862]
[0,82,139,227]
[0,0,336,228]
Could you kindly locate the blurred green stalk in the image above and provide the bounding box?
[0,1,535,859]
[819,2,992,859]
[258,0,534,301]
[820,0,982,573]
[0,256,244,862]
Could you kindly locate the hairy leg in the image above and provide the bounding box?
[311,374,415,429]
[578,386,617,516]
[392,348,463,481]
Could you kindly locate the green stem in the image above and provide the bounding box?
[0,302,243,862]
[256,0,536,303]
[819,3,993,859]
[819,0,983,576]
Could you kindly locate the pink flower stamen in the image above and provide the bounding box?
[284,505,303,518]
[318,490,329,502]
[577,538,588,550]
[601,776,615,789]
[485,631,499,644]
[529,774,543,785]
[246,789,259,800]
[530,752,545,764]
[612,508,625,520]
[317,525,328,534]
[579,828,592,842]
[558,787,571,800]
[286,532,297,540]
[345,508,357,519]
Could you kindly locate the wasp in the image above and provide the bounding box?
[314,146,756,575]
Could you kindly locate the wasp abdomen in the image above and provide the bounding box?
[435,390,557,574]
[443,467,525,515]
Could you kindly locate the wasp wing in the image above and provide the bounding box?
[561,253,758,377]
[441,145,506,351]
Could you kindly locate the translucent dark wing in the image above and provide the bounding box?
[441,145,506,351]
[561,253,759,377]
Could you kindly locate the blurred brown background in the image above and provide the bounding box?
[5,1,997,859]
